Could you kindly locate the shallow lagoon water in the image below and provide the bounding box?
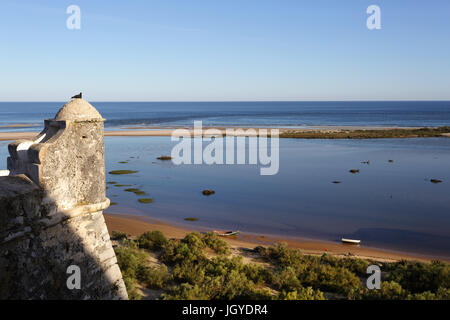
[1,137,449,258]
[103,136,450,259]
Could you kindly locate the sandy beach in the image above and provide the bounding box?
[104,213,434,263]
[0,123,36,128]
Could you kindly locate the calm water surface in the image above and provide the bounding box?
[1,136,449,259]
[100,136,450,259]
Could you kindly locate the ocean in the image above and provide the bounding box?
[1,101,450,132]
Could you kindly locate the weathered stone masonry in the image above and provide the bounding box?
[0,99,128,299]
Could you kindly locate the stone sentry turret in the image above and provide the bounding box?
[0,98,128,299]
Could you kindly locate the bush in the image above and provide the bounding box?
[160,239,206,265]
[302,264,362,295]
[202,232,230,255]
[162,283,209,300]
[278,287,325,300]
[114,246,147,280]
[138,231,168,251]
[122,276,141,300]
[182,232,206,250]
[256,243,304,268]
[386,260,449,294]
[116,230,450,300]
[436,286,450,300]
[140,264,171,289]
[320,254,370,276]
[114,246,149,299]
[111,230,128,241]
[160,232,228,264]
[172,260,207,284]
[272,267,302,291]
[243,263,272,285]
[361,281,406,300]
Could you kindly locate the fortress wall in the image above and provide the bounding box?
[0,99,128,300]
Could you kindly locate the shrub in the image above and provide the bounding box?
[111,231,128,241]
[272,267,302,291]
[172,260,207,284]
[278,287,325,300]
[304,264,362,295]
[386,260,449,293]
[162,283,209,300]
[340,258,371,276]
[122,276,141,300]
[140,265,171,289]
[243,263,272,285]
[138,231,168,251]
[114,246,147,280]
[202,232,230,255]
[182,232,206,249]
[114,246,149,299]
[436,286,450,300]
[256,243,304,268]
[408,291,438,300]
[160,237,206,265]
[117,229,450,300]
[362,281,406,300]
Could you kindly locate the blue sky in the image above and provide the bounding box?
[1,0,449,101]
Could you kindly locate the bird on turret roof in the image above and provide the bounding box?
[71,92,82,99]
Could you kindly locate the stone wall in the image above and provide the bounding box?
[0,99,128,299]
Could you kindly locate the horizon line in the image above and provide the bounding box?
[1,99,450,103]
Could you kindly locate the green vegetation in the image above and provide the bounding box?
[110,202,118,206]
[279,126,450,139]
[115,231,450,300]
[184,217,198,221]
[119,161,129,164]
[109,170,138,175]
[111,230,128,240]
[141,265,171,289]
[349,169,360,174]
[138,198,153,204]
[157,155,173,160]
[138,231,168,251]
[114,184,132,187]
[114,245,147,300]
[125,188,141,192]
[125,188,147,195]
[107,181,117,184]
[430,179,443,184]
[278,287,325,300]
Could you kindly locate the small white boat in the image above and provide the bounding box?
[341,238,361,244]
[213,230,240,237]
